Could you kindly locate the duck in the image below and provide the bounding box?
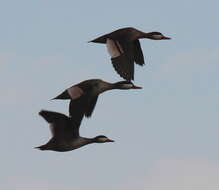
[35,110,114,152]
[52,79,142,125]
[89,27,171,81]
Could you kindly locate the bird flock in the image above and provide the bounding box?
[36,27,171,152]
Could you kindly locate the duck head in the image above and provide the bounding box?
[146,32,171,40]
[93,135,114,143]
[113,81,142,90]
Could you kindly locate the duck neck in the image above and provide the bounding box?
[138,32,153,39]
[111,82,130,90]
[93,81,113,94]
[108,82,118,90]
[83,137,97,144]
[97,82,115,93]
[97,81,129,93]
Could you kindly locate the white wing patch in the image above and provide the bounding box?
[67,86,84,99]
[106,39,124,58]
[49,123,55,137]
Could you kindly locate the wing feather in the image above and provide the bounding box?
[39,110,78,138]
[106,39,123,58]
[133,40,145,66]
[85,96,99,117]
[110,40,134,81]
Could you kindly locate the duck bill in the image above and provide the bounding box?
[107,139,115,142]
[132,85,142,89]
[162,35,171,40]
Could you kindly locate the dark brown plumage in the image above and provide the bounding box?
[90,27,171,81]
[35,110,114,152]
[52,79,142,125]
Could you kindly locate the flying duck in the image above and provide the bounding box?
[35,110,114,152]
[52,79,142,124]
[89,27,171,81]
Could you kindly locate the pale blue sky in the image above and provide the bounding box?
[1,0,219,189]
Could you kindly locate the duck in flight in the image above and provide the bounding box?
[52,79,142,125]
[89,27,171,81]
[35,110,114,152]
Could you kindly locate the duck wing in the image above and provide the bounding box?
[133,40,145,66]
[39,110,79,139]
[69,98,86,126]
[69,95,99,124]
[107,39,135,80]
[84,95,99,117]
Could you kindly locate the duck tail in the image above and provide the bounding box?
[51,90,71,100]
[34,144,48,151]
[88,35,107,43]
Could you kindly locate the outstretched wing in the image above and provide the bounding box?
[111,54,134,81]
[133,40,145,66]
[85,95,99,117]
[69,95,99,125]
[69,98,86,126]
[106,38,135,81]
[39,110,79,138]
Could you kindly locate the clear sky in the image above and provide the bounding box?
[1,0,219,189]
